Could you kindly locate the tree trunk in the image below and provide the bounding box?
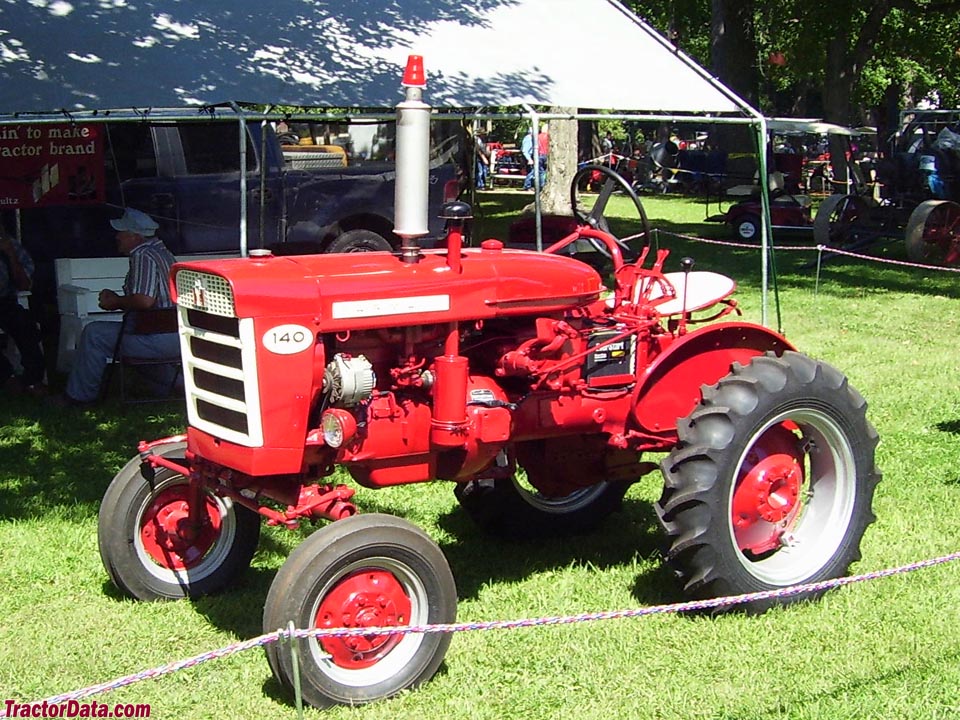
[710,0,759,107]
[523,107,578,217]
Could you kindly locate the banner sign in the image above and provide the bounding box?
[0,123,105,208]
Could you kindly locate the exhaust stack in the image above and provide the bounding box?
[394,55,431,263]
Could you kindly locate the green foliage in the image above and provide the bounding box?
[628,0,960,120]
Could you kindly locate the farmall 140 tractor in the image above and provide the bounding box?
[97,57,880,710]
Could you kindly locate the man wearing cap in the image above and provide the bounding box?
[58,208,179,405]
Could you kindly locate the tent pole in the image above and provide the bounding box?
[755,115,770,327]
[230,103,249,258]
[523,105,543,252]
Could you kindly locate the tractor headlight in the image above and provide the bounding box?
[321,409,357,448]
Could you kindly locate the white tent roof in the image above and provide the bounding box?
[767,118,874,137]
[0,0,749,116]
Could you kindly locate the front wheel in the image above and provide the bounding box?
[656,351,879,610]
[263,514,457,709]
[98,444,261,601]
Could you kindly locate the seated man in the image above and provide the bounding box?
[0,227,47,395]
[58,208,179,405]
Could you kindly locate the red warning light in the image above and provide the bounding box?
[402,55,426,87]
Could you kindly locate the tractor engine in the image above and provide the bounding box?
[169,231,662,496]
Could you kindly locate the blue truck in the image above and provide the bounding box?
[17,117,464,303]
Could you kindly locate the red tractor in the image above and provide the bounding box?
[97,59,880,710]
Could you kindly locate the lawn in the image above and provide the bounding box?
[2,188,960,719]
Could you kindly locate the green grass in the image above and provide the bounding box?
[3,190,960,719]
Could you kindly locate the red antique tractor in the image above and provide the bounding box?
[97,58,880,710]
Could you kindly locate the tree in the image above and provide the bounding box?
[537,109,579,216]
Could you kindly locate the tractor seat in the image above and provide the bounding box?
[769,170,812,207]
[647,271,736,315]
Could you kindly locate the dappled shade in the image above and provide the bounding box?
[0,0,745,114]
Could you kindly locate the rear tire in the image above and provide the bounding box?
[327,229,392,253]
[732,214,760,241]
[263,514,456,709]
[454,474,627,538]
[657,351,879,611]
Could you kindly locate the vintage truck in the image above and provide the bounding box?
[16,116,463,304]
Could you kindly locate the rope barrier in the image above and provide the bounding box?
[5,549,959,717]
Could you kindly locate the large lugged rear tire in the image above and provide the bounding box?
[263,514,457,710]
[656,351,879,610]
[98,444,261,601]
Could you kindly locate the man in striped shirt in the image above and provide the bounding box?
[60,208,179,405]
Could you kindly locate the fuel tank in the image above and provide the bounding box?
[171,241,603,327]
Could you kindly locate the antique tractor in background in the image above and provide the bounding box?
[814,109,960,264]
[97,57,880,710]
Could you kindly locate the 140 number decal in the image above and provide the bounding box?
[263,324,313,355]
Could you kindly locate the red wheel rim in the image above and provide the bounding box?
[315,569,412,669]
[139,486,222,570]
[732,423,804,555]
[924,204,960,265]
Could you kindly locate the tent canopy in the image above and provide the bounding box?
[0,0,749,116]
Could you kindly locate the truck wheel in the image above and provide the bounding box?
[327,229,392,253]
[263,514,456,710]
[454,475,628,538]
[656,351,879,611]
[98,445,260,601]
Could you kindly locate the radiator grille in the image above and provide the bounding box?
[175,271,263,447]
[176,270,236,317]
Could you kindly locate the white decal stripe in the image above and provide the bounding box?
[332,294,451,319]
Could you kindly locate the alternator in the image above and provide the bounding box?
[323,354,376,407]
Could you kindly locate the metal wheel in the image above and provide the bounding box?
[905,200,960,265]
[454,443,629,538]
[263,514,456,709]
[812,193,868,247]
[455,476,626,538]
[569,164,651,260]
[657,351,880,610]
[98,443,260,600]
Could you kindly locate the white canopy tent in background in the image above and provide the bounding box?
[0,0,774,321]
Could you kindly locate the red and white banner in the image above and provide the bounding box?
[0,123,105,208]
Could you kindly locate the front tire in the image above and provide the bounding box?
[657,351,879,610]
[263,514,457,709]
[98,445,261,601]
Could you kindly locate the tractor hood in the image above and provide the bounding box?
[171,242,604,328]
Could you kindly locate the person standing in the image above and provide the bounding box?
[474,131,490,190]
[0,226,47,395]
[56,208,179,405]
[522,127,547,191]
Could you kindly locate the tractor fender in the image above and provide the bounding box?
[631,322,794,436]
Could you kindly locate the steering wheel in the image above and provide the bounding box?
[570,164,651,261]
